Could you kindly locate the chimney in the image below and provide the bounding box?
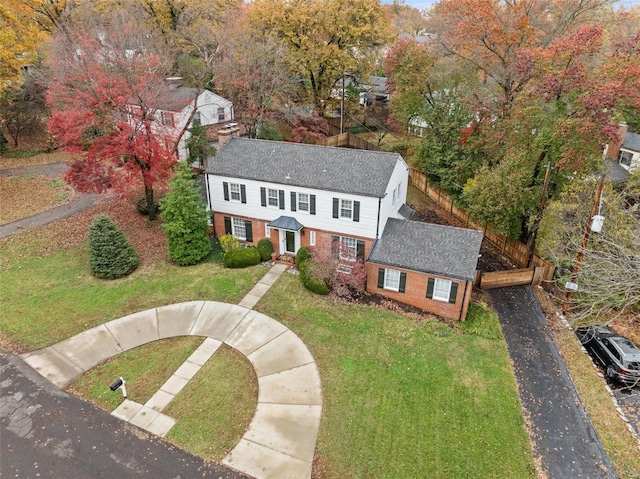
[605,123,628,160]
[218,124,240,149]
[165,76,183,90]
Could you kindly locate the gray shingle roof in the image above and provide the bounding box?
[206,137,405,197]
[367,218,483,282]
[155,86,198,112]
[268,216,303,231]
[622,131,640,153]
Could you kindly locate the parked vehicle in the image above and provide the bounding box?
[576,326,640,386]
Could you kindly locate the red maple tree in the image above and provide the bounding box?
[47,26,183,220]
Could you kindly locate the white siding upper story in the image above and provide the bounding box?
[208,176,382,239]
[205,137,409,241]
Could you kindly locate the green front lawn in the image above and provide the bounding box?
[0,244,266,352]
[256,275,535,479]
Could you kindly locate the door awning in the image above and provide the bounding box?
[268,216,304,231]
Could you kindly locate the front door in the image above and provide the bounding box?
[285,230,296,254]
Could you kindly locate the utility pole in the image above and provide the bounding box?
[564,174,606,310]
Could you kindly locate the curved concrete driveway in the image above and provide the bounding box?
[21,301,322,479]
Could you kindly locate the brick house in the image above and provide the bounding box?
[205,137,482,319]
[366,218,483,320]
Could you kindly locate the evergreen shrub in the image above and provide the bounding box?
[256,238,274,261]
[295,246,311,266]
[224,247,261,268]
[88,214,139,279]
[298,258,329,295]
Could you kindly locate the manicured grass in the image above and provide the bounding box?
[0,244,267,352]
[69,336,204,411]
[165,345,258,460]
[256,274,536,479]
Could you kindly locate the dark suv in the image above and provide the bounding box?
[576,326,640,386]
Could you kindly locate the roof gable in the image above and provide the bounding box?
[206,137,405,198]
[367,218,483,282]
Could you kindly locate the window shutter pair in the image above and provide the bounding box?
[426,278,458,303]
[332,198,360,221]
[377,268,406,293]
[222,182,246,203]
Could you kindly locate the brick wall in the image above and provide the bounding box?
[366,262,473,320]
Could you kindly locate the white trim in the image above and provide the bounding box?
[229,183,241,202]
[232,217,246,240]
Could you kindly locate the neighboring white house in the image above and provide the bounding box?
[604,124,640,182]
[143,78,234,160]
[616,132,640,172]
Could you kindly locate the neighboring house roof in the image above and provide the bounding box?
[155,86,198,112]
[206,137,405,198]
[605,158,629,184]
[367,218,483,282]
[622,131,640,153]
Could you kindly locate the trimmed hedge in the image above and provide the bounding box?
[88,214,139,279]
[295,246,311,266]
[298,259,329,295]
[224,247,261,268]
[256,238,274,261]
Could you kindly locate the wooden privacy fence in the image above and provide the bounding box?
[318,132,385,152]
[409,168,555,286]
[475,267,548,289]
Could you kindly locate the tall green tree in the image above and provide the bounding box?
[185,119,215,168]
[161,162,211,266]
[251,0,395,111]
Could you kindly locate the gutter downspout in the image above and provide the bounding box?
[458,280,470,321]
[375,196,382,239]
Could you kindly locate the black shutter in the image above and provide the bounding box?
[353,201,360,222]
[448,282,458,303]
[245,221,253,242]
[260,187,266,207]
[240,184,247,204]
[223,182,229,201]
[331,235,339,258]
[279,190,285,210]
[377,268,385,288]
[356,240,365,260]
[291,192,297,211]
[399,272,407,293]
[224,216,232,235]
[333,198,339,218]
[310,195,316,215]
[426,278,435,299]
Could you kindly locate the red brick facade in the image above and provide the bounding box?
[365,262,473,320]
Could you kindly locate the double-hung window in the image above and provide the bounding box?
[340,199,353,219]
[298,193,310,212]
[619,150,633,168]
[229,183,241,201]
[232,217,246,240]
[384,269,401,291]
[217,107,225,121]
[340,236,357,260]
[268,188,279,207]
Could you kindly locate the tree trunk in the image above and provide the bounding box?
[145,185,157,221]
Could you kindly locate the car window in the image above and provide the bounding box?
[602,338,621,361]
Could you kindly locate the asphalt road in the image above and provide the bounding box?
[489,285,617,479]
[0,349,249,479]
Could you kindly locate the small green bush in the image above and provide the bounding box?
[295,246,311,266]
[88,214,139,279]
[257,122,284,141]
[219,234,240,252]
[298,259,329,295]
[256,238,274,261]
[224,247,261,268]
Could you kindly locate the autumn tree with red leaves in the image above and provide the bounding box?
[46,20,181,221]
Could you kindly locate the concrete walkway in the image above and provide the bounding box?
[21,263,322,479]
